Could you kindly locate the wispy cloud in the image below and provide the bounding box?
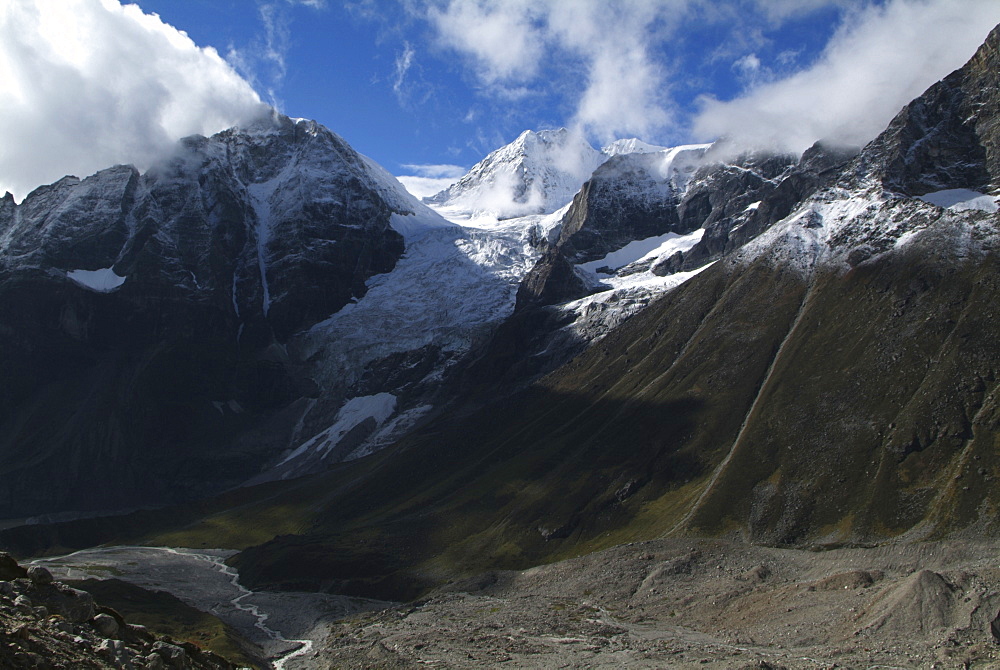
[693,0,1000,154]
[411,0,1000,157]
[392,41,415,102]
[226,0,328,110]
[0,0,265,201]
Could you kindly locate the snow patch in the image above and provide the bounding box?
[918,189,999,213]
[66,267,126,292]
[579,229,705,274]
[345,404,435,461]
[279,393,397,466]
[557,262,716,345]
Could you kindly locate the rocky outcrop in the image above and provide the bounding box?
[653,142,857,274]
[557,152,685,264]
[514,248,590,309]
[0,553,236,669]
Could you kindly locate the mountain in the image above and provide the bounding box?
[0,113,428,517]
[425,128,607,220]
[1,20,999,670]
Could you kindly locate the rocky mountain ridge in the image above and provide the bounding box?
[0,105,831,517]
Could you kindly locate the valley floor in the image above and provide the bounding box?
[315,538,1000,669]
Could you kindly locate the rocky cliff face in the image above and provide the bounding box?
[858,22,1000,196]
[558,145,708,264]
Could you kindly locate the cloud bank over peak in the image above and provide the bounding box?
[693,0,1000,155]
[0,0,266,200]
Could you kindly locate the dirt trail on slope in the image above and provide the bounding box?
[313,538,1000,669]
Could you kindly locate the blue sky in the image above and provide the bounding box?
[2,0,999,200]
[127,0,841,167]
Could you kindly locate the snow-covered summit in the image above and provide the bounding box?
[425,128,605,221]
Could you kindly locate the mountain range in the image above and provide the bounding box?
[1,20,999,670]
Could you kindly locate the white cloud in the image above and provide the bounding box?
[694,0,1000,154]
[420,0,681,142]
[396,163,465,199]
[0,0,266,201]
[733,53,761,77]
[396,175,460,199]
[753,0,854,22]
[426,0,545,85]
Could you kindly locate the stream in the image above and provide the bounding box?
[30,545,388,669]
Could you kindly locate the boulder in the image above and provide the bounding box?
[27,583,97,623]
[26,566,53,585]
[0,553,27,581]
[92,612,120,639]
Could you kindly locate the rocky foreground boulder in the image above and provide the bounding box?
[0,553,237,670]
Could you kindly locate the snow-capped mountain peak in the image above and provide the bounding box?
[425,128,605,222]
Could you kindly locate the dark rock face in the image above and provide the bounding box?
[515,248,591,309]
[519,142,856,307]
[0,113,406,518]
[0,553,27,581]
[859,23,1000,194]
